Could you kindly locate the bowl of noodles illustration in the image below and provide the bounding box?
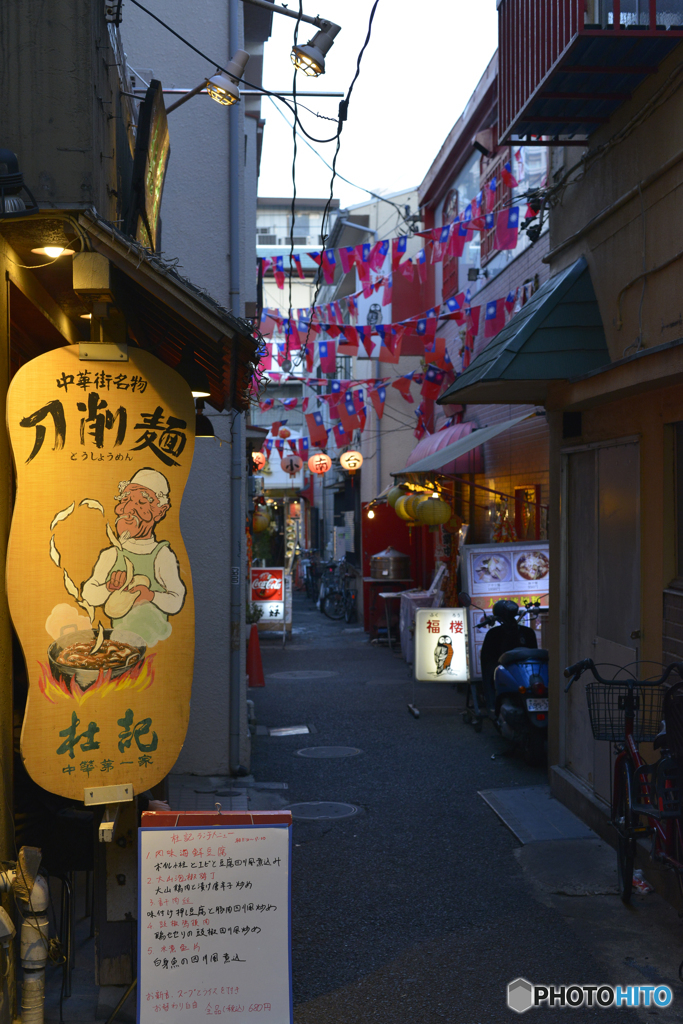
[48,626,146,690]
[473,553,511,583]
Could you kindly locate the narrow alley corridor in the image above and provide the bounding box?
[251,594,683,1023]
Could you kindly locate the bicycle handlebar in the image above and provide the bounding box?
[563,658,683,693]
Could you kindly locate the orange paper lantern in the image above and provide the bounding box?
[279,427,291,439]
[308,452,332,475]
[280,454,303,477]
[252,451,266,471]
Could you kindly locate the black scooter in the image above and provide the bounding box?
[460,593,549,762]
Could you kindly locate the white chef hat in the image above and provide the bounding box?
[128,468,170,506]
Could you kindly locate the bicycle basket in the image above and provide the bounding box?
[585,682,666,743]
[664,682,683,758]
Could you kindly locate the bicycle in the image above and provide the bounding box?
[564,658,683,903]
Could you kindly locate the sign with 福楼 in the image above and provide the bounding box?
[139,811,293,1023]
[7,346,195,799]
[414,608,469,682]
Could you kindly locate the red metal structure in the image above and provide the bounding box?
[498,0,683,143]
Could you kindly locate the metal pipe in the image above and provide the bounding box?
[229,0,246,776]
[239,0,332,29]
[165,80,208,114]
[339,220,378,240]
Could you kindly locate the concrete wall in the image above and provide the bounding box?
[0,0,118,220]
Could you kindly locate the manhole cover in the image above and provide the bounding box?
[268,671,337,680]
[288,802,358,820]
[296,746,362,758]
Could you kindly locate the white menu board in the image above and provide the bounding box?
[139,823,292,1023]
[414,608,469,682]
[461,541,549,680]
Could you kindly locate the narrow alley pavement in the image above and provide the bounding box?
[251,593,683,1023]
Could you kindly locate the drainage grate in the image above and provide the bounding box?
[296,746,362,758]
[288,802,358,821]
[268,671,337,680]
[269,726,310,736]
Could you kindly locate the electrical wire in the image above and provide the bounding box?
[125,0,343,145]
[286,0,305,361]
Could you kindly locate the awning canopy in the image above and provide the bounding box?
[404,422,482,476]
[393,413,534,476]
[437,257,609,406]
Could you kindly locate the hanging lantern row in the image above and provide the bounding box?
[388,483,452,527]
[280,454,303,478]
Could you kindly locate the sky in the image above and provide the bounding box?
[257,0,499,210]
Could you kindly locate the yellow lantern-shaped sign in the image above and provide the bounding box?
[252,508,271,533]
[415,496,452,526]
[387,484,408,509]
[395,494,418,523]
[340,450,363,475]
[252,451,266,471]
[308,452,332,475]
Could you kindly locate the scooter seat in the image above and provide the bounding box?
[498,647,549,667]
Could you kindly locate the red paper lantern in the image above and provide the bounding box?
[279,427,291,439]
[308,452,332,475]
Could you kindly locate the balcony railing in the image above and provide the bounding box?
[499,0,683,143]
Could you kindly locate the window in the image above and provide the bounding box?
[480,148,513,267]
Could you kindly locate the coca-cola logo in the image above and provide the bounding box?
[252,571,283,601]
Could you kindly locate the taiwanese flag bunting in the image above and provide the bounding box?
[339,246,355,274]
[378,331,402,365]
[301,397,310,413]
[494,206,520,250]
[305,410,328,449]
[446,293,463,313]
[264,438,273,453]
[392,373,414,404]
[357,325,374,358]
[431,225,451,264]
[369,384,386,419]
[347,296,358,320]
[415,316,437,341]
[501,161,519,188]
[292,254,305,280]
[485,298,506,338]
[321,250,337,284]
[307,251,322,266]
[333,422,349,447]
[382,274,393,307]
[352,388,365,415]
[274,255,285,290]
[426,338,452,371]
[259,398,274,412]
[274,439,284,457]
[447,222,470,259]
[339,325,359,356]
[305,346,314,373]
[318,340,336,374]
[280,397,298,409]
[332,301,343,322]
[340,390,362,433]
[261,257,272,275]
[369,239,389,272]
[288,439,297,453]
[421,364,445,400]
[488,176,497,196]
[325,324,341,339]
[505,289,517,313]
[416,248,427,284]
[298,437,309,459]
[392,236,407,271]
[399,258,414,281]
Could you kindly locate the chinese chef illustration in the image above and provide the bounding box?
[82,468,185,646]
[434,635,453,675]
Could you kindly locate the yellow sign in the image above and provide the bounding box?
[7,346,195,799]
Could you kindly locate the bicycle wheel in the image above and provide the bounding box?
[323,591,346,620]
[613,760,635,903]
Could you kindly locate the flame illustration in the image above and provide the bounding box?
[37,654,156,706]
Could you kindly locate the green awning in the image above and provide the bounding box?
[438,257,609,406]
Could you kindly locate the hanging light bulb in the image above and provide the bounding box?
[206,50,249,106]
[31,245,75,258]
[291,21,341,77]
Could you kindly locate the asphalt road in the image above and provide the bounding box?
[251,593,683,1023]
